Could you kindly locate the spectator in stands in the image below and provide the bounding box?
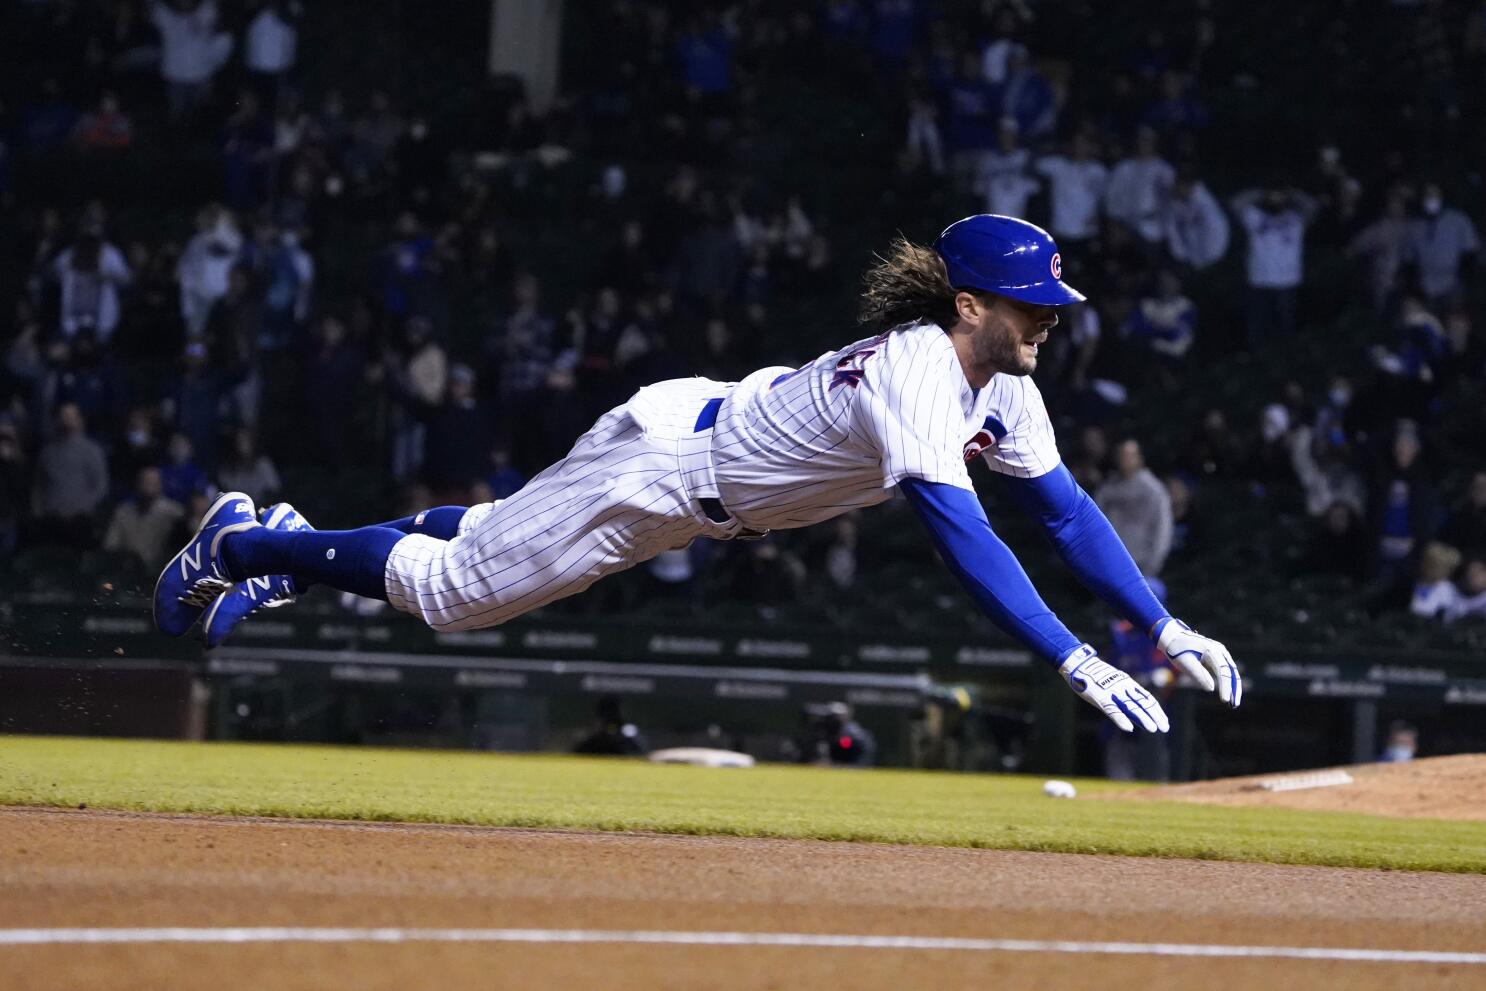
[822,515,860,590]
[1164,169,1229,271]
[1164,474,1202,558]
[1347,190,1421,315]
[1308,144,1363,243]
[1370,424,1440,585]
[1410,541,1463,620]
[205,264,263,427]
[388,315,446,481]
[217,427,280,505]
[942,52,999,190]
[491,272,557,471]
[1035,132,1107,252]
[395,115,445,208]
[71,91,134,152]
[165,340,222,464]
[1122,269,1196,365]
[103,466,184,569]
[1068,425,1110,491]
[1183,408,1244,479]
[978,117,1039,220]
[676,13,737,99]
[112,407,164,498]
[1104,126,1173,247]
[150,0,234,120]
[50,331,125,431]
[999,46,1056,142]
[902,82,944,176]
[243,0,301,106]
[32,402,109,546]
[1142,70,1209,141]
[1095,439,1173,577]
[380,211,440,322]
[1449,558,1486,623]
[1444,471,1486,558]
[421,364,491,496]
[1230,187,1318,345]
[1303,499,1370,582]
[157,431,207,505]
[221,90,274,210]
[1289,424,1366,520]
[484,443,525,500]
[1407,182,1479,309]
[177,205,243,337]
[50,220,132,343]
[980,8,1029,85]
[19,79,78,153]
[0,418,27,556]
[304,314,364,469]
[1371,298,1449,405]
[1378,721,1419,763]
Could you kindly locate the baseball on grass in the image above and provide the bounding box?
[1042,779,1077,799]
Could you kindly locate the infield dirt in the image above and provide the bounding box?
[3,807,1484,990]
[1110,753,1486,821]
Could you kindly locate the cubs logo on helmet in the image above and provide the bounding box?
[933,215,1086,306]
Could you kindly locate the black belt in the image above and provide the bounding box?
[694,398,768,539]
[699,497,732,525]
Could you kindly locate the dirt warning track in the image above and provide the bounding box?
[3,807,1484,990]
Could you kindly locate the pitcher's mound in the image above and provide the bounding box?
[1106,754,1486,821]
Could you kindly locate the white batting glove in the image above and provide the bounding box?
[1154,618,1242,708]
[1057,644,1170,734]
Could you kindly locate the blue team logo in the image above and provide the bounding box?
[1050,252,1062,280]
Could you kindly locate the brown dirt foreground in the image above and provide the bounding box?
[3,808,1486,991]
[1107,753,1486,821]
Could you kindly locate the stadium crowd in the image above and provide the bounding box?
[2,0,1485,648]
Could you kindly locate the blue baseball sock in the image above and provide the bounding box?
[379,506,469,540]
[221,526,406,601]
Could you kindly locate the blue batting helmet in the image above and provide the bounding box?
[934,214,1086,305]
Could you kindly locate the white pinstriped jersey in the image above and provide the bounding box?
[382,321,1060,631]
[711,321,1062,531]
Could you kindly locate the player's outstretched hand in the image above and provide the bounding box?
[1057,644,1170,734]
[1154,618,1242,708]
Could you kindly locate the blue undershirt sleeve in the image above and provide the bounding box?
[899,477,1083,666]
[997,463,1169,635]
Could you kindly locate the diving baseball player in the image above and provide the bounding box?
[155,215,1242,733]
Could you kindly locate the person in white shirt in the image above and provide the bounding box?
[1230,187,1318,345]
[1103,126,1174,246]
[1035,132,1108,247]
[1164,170,1229,271]
[244,0,302,106]
[1407,183,1480,309]
[176,205,244,336]
[1347,191,1422,315]
[977,117,1039,220]
[150,0,234,119]
[51,227,132,343]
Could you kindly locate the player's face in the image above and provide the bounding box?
[975,295,1058,376]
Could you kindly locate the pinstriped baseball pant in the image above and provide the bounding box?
[382,404,739,631]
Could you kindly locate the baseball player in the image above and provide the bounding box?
[155,215,1241,733]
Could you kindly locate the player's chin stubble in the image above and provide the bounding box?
[977,317,1036,377]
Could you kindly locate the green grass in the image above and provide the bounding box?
[3,736,1484,874]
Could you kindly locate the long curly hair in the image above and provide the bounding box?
[857,235,963,330]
